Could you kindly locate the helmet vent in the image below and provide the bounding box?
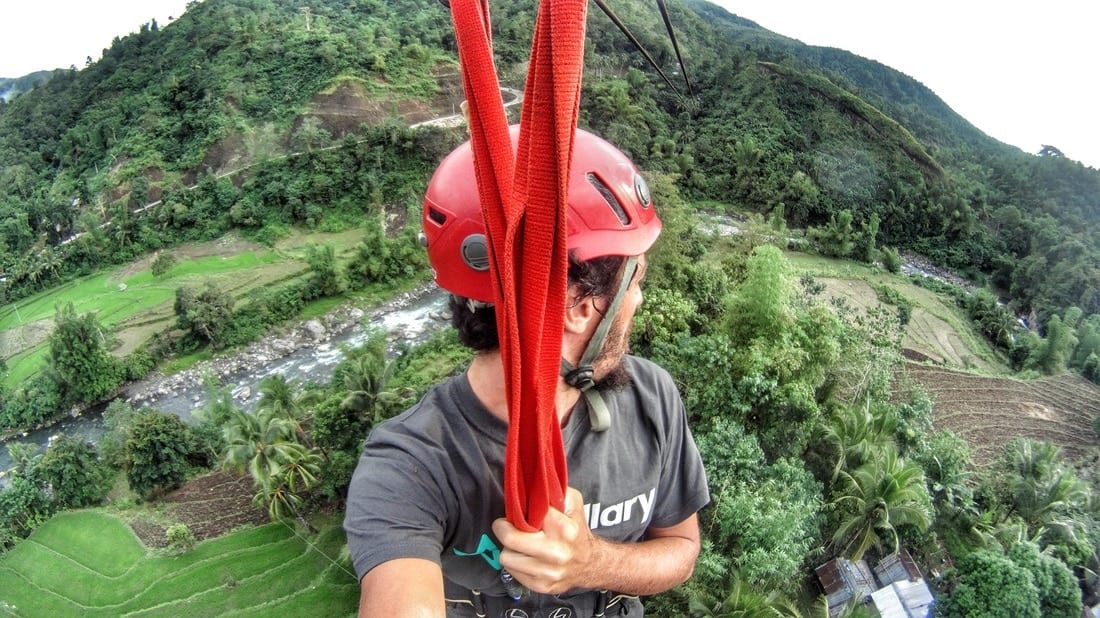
[427,207,447,226]
[587,173,631,225]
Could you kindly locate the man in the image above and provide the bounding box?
[344,127,709,617]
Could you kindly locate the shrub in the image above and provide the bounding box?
[880,246,902,273]
[165,523,196,554]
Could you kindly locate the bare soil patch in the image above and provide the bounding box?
[903,362,1100,466]
[0,317,54,360]
[128,471,268,548]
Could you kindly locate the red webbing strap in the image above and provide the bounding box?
[449,0,587,531]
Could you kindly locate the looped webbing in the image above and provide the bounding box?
[447,0,588,531]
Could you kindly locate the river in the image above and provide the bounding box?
[0,287,449,478]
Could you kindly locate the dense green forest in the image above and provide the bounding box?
[2,0,1100,614]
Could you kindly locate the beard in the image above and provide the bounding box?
[592,312,633,391]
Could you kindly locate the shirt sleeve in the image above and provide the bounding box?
[343,431,449,580]
[649,364,710,529]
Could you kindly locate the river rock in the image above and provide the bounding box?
[304,320,326,341]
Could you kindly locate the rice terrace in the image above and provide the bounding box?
[904,364,1100,466]
[0,473,359,616]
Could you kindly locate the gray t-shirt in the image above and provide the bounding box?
[344,355,709,615]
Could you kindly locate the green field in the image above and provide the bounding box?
[0,229,372,389]
[0,512,358,617]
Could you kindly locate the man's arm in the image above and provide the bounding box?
[492,487,701,596]
[359,558,445,618]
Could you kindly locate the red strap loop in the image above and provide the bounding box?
[448,0,587,531]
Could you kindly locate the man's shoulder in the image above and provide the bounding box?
[609,355,682,426]
[623,354,671,379]
[368,375,469,440]
[622,355,677,394]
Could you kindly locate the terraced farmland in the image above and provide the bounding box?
[905,362,1100,465]
[0,511,358,616]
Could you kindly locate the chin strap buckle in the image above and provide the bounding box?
[561,361,611,432]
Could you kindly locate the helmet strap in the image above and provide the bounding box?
[560,256,639,432]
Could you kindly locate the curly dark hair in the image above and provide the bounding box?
[451,254,627,351]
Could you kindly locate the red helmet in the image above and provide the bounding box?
[421,126,661,302]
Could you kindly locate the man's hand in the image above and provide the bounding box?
[492,487,702,597]
[491,487,599,595]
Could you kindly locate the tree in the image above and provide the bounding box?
[688,572,801,617]
[222,407,321,531]
[855,212,880,264]
[809,209,856,258]
[256,374,321,449]
[992,438,1092,564]
[1028,312,1079,374]
[165,523,196,554]
[880,246,902,274]
[174,281,234,347]
[913,430,975,521]
[150,251,177,278]
[98,398,143,468]
[691,418,823,596]
[831,445,932,560]
[1007,542,1083,618]
[714,246,844,458]
[303,243,346,299]
[47,302,120,405]
[338,333,409,426]
[943,549,1040,618]
[0,474,51,547]
[815,403,896,483]
[256,444,323,529]
[38,434,111,509]
[347,218,392,288]
[291,116,332,153]
[125,412,193,500]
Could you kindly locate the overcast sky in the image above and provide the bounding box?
[710,0,1100,169]
[2,0,1097,168]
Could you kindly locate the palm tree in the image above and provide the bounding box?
[251,442,322,532]
[339,341,408,425]
[816,403,897,483]
[831,445,932,560]
[689,572,802,617]
[256,374,321,448]
[222,407,321,531]
[223,407,295,484]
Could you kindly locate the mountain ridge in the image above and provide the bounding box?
[0,0,1096,322]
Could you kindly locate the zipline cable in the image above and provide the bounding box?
[590,0,683,98]
[655,0,694,100]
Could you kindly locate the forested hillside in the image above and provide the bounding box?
[2,0,1097,324]
[2,0,1100,614]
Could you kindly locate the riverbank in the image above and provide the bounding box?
[123,281,441,409]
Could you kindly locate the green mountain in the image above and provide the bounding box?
[0,71,55,102]
[1,0,1097,322]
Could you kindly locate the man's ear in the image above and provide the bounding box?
[564,289,600,335]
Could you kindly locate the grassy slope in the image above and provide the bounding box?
[0,229,371,388]
[0,512,357,616]
[783,250,1004,372]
